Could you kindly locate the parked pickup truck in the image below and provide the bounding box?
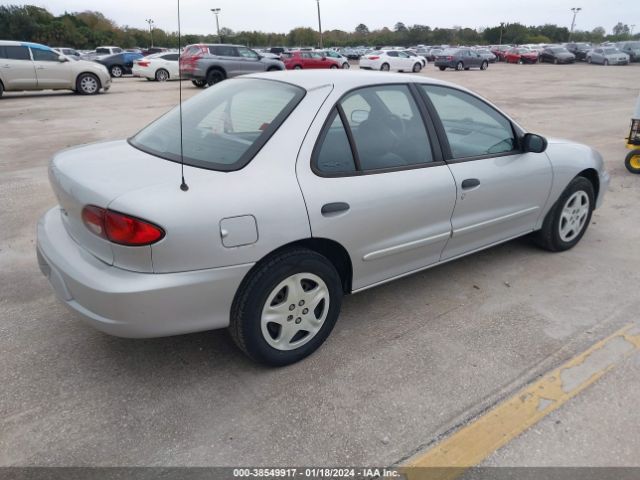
[180,44,285,87]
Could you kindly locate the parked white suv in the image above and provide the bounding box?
[0,41,111,97]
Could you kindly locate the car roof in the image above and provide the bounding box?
[246,69,455,92]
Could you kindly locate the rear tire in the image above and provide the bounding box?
[625,149,640,174]
[480,61,488,70]
[155,68,169,81]
[330,64,338,69]
[0,81,4,97]
[191,79,207,88]
[381,63,390,71]
[456,61,464,71]
[603,59,609,66]
[534,176,595,252]
[293,65,302,70]
[412,62,422,72]
[229,248,343,366]
[76,73,100,95]
[206,69,225,86]
[439,66,446,71]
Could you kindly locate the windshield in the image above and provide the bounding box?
[603,48,620,54]
[130,79,305,171]
[551,47,568,53]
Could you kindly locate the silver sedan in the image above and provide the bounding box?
[37,71,609,365]
[587,47,630,65]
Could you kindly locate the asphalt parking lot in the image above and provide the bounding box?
[1,62,639,468]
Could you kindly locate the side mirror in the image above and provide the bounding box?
[351,109,369,124]
[522,133,548,153]
[58,55,68,62]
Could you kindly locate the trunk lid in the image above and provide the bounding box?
[48,140,181,269]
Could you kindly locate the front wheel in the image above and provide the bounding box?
[110,65,123,78]
[293,65,302,70]
[534,176,594,252]
[230,248,343,366]
[412,62,422,73]
[380,63,390,71]
[191,79,207,88]
[76,73,100,95]
[330,64,338,69]
[480,61,488,70]
[438,66,446,71]
[155,68,169,82]
[456,61,464,71]
[625,149,640,174]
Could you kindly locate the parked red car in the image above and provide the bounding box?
[505,48,539,64]
[490,45,512,61]
[282,51,340,70]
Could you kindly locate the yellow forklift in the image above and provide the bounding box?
[625,93,640,174]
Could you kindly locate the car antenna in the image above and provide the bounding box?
[178,0,189,192]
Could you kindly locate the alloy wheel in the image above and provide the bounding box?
[558,191,590,242]
[156,69,169,81]
[260,273,330,351]
[110,66,122,77]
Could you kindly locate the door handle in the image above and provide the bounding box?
[321,202,350,216]
[461,178,480,189]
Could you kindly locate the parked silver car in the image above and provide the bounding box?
[0,41,111,96]
[37,71,609,365]
[586,47,630,66]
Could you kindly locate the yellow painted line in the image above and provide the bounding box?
[402,323,640,480]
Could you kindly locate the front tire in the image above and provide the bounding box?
[191,79,207,88]
[480,61,488,70]
[439,66,446,71]
[412,62,422,73]
[229,248,343,366]
[380,63,390,71]
[342,62,350,69]
[625,149,640,174]
[456,61,464,71]
[110,65,123,78]
[330,64,338,69]
[76,73,100,95]
[534,176,594,252]
[155,68,169,81]
[0,81,4,97]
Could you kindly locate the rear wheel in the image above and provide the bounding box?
[293,65,302,70]
[155,68,169,82]
[206,69,225,86]
[330,64,338,69]
[229,248,343,366]
[534,176,594,252]
[109,65,123,77]
[603,59,609,66]
[191,79,207,88]
[0,81,4,97]
[625,150,640,174]
[76,73,100,95]
[456,61,464,71]
[439,66,446,71]
[412,62,422,72]
[342,62,350,69]
[380,63,390,71]
[480,61,488,70]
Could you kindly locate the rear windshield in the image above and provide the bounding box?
[129,79,305,171]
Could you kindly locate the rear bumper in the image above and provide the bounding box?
[37,207,253,338]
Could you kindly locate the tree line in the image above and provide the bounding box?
[1,4,638,50]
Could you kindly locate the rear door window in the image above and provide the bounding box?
[3,46,31,60]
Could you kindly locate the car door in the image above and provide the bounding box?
[30,46,73,89]
[397,51,413,70]
[419,84,553,260]
[236,46,264,73]
[210,45,243,76]
[0,45,37,90]
[296,83,457,290]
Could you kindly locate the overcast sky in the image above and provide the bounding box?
[20,0,640,35]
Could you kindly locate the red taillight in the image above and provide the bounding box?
[137,60,150,67]
[447,56,453,60]
[81,205,164,246]
[368,55,380,60]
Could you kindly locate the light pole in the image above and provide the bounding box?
[569,7,582,41]
[499,22,505,45]
[145,18,154,48]
[316,0,323,49]
[211,8,221,43]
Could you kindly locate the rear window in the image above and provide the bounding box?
[130,79,305,171]
[95,48,110,54]
[1,45,31,60]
